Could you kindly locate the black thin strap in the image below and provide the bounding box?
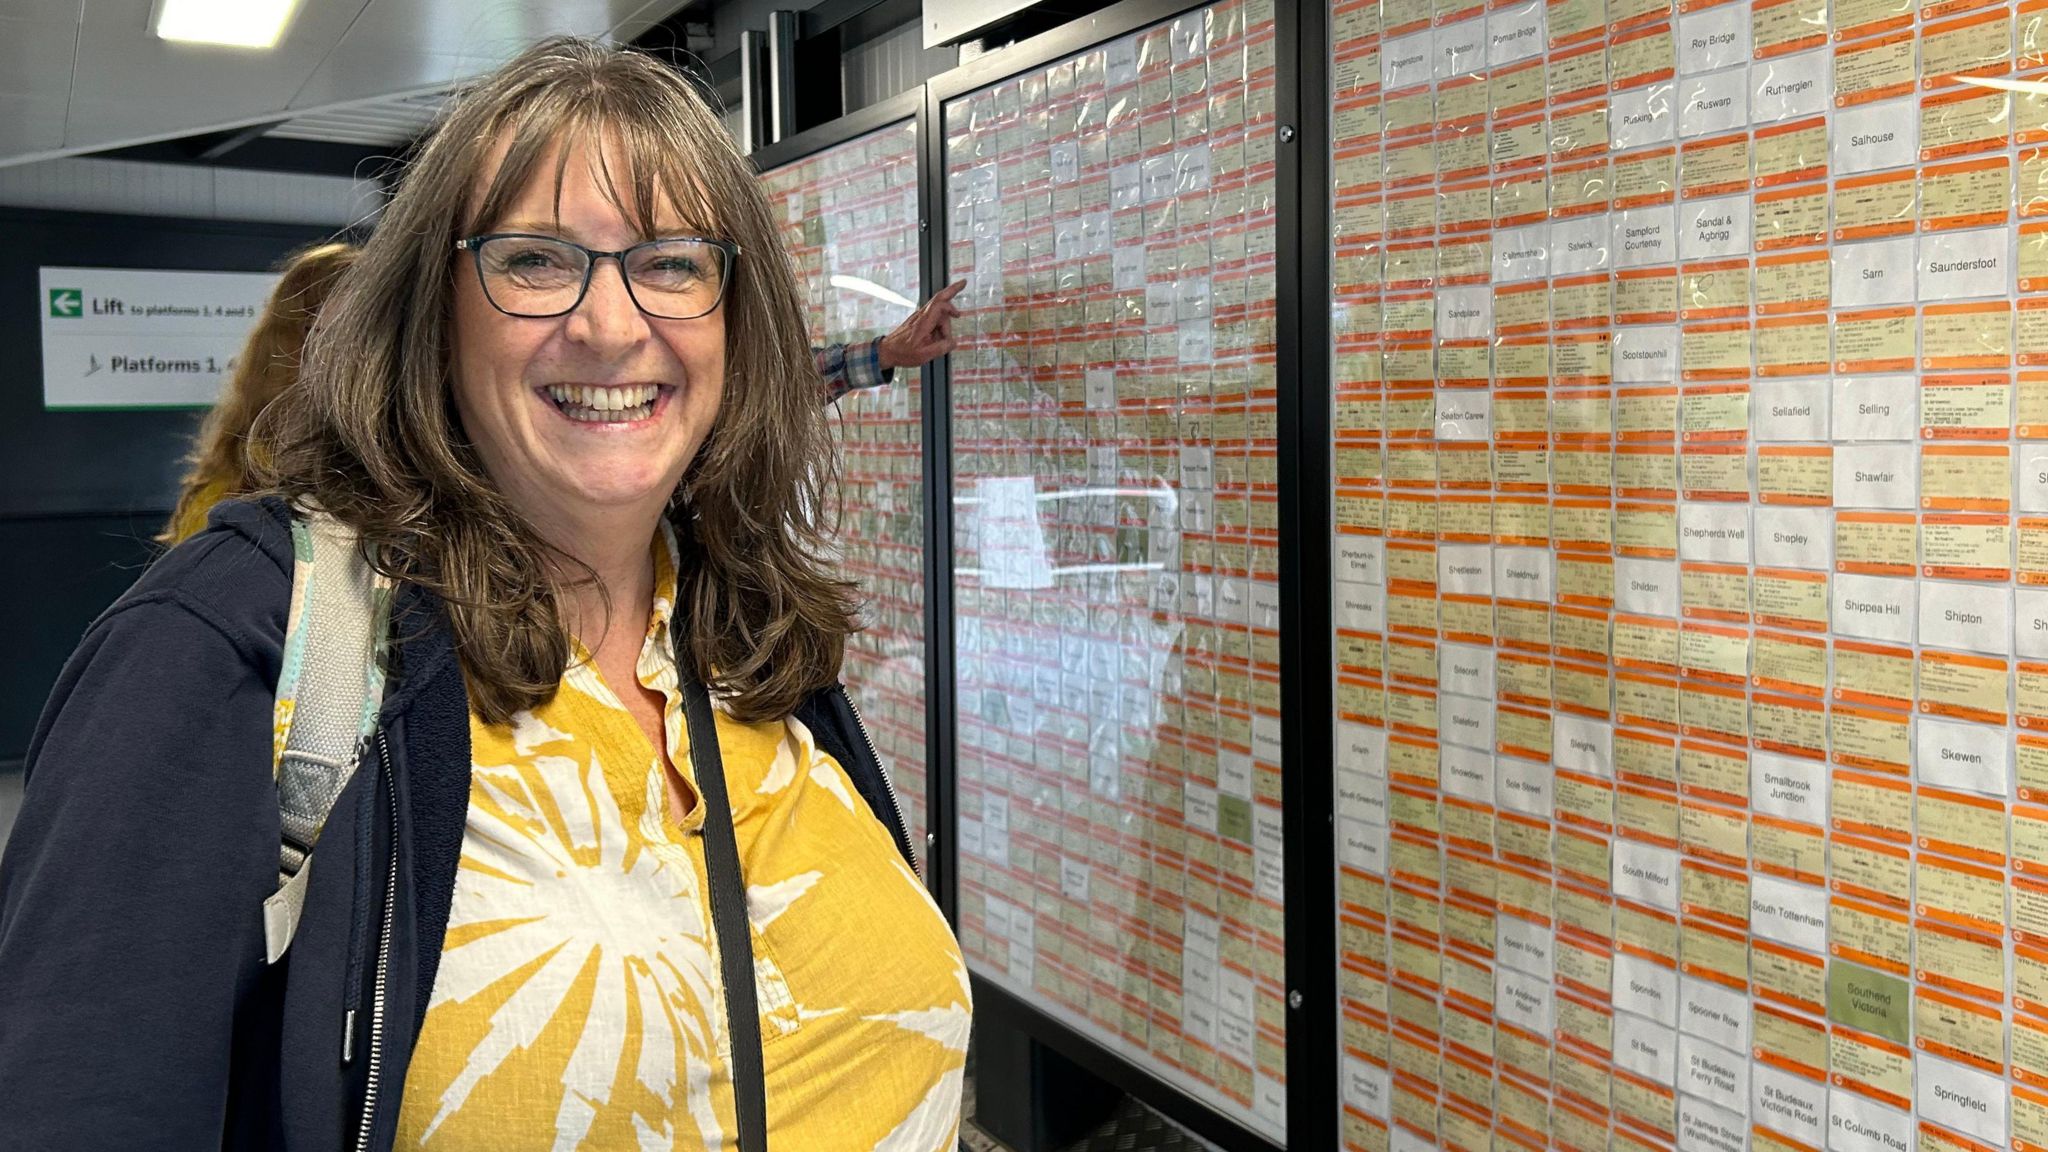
[681,675,768,1151]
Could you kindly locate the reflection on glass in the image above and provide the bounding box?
[944,0,1287,1138]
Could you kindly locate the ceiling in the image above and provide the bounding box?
[0,0,696,171]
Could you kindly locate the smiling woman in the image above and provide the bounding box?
[0,36,968,1152]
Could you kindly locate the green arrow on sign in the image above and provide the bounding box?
[48,288,81,318]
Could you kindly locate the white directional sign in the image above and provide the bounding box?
[39,266,280,408]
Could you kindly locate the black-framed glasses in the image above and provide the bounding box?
[454,233,741,320]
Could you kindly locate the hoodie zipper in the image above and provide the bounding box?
[354,732,399,1152]
[841,691,915,869]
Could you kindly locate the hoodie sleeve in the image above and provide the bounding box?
[0,590,279,1149]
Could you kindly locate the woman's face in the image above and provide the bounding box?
[450,133,726,537]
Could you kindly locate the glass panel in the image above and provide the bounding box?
[944,0,1288,1139]
[761,121,930,861]
[1335,0,2039,1148]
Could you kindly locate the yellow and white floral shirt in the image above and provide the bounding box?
[394,530,970,1150]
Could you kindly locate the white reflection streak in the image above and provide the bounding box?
[955,562,1165,579]
[828,274,916,310]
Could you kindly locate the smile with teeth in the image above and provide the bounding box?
[543,383,663,423]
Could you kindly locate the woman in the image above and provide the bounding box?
[160,241,357,545]
[0,37,969,1152]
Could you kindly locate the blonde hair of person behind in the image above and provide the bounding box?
[160,241,358,544]
[252,36,857,725]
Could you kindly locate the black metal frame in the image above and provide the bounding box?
[747,88,924,175]
[760,0,1339,1146]
[1273,0,1339,1149]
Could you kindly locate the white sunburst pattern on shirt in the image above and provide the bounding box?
[418,705,729,1150]
[781,714,972,1152]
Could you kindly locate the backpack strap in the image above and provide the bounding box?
[262,511,393,964]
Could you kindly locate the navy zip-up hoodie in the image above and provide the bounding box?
[0,497,915,1150]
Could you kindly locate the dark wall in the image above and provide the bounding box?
[0,207,337,759]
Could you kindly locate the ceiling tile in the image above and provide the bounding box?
[0,16,79,96]
[0,0,689,165]
[0,93,67,154]
[288,0,689,111]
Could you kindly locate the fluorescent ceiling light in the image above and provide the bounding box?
[152,0,299,48]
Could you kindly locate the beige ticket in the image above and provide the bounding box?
[1835,770,1914,841]
[1756,186,1831,253]
[1755,118,1829,185]
[1557,662,1614,717]
[1614,149,1676,210]
[1920,513,2012,580]
[1618,445,1679,494]
[1835,307,1917,372]
[1831,1029,1912,1105]
[1683,562,1753,621]
[1921,375,2013,437]
[1918,649,2010,724]
[1681,680,1751,742]
[1682,386,1751,439]
[1831,705,1912,774]
[1754,941,1827,1011]
[1915,919,2007,1001]
[1494,338,1550,383]
[1618,388,1680,440]
[1758,447,1833,505]
[1555,443,1616,491]
[1834,171,1917,240]
[1617,502,1680,555]
[1554,277,1613,328]
[1831,897,1913,971]
[1755,249,1830,312]
[1758,316,1831,376]
[1834,0,1911,39]
[1684,135,1752,198]
[1618,671,1681,729]
[1615,615,1681,668]
[1681,800,1751,864]
[1683,259,1752,317]
[1558,555,1616,608]
[1834,30,1917,107]
[1491,59,1547,114]
[1917,854,2009,934]
[1832,832,1913,905]
[1836,513,1918,576]
[1921,444,2012,513]
[1754,569,1831,629]
[1755,814,1826,883]
[1752,693,1828,757]
[1681,325,1754,380]
[1682,446,1750,498]
[1755,630,1829,695]
[1921,10,2014,88]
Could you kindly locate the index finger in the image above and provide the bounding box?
[932,279,968,304]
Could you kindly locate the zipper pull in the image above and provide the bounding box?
[343,1008,357,1064]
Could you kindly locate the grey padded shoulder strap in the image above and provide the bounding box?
[262,512,391,964]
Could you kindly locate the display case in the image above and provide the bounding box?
[758,106,933,864]
[938,0,1292,1142]
[1329,0,2044,1148]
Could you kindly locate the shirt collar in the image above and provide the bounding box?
[647,519,680,648]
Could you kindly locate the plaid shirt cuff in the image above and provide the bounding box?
[814,337,893,405]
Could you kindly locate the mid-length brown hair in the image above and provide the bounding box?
[254,36,855,723]
[160,242,356,544]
